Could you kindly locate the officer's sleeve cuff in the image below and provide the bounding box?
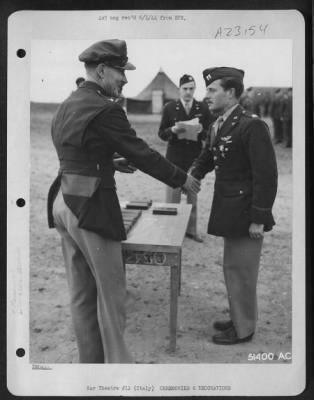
[189,167,204,180]
[250,206,273,225]
[167,165,187,188]
[159,128,174,141]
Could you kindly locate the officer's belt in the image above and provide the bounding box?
[59,146,111,163]
[58,147,115,179]
[59,159,114,174]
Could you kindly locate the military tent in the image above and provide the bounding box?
[126,68,179,114]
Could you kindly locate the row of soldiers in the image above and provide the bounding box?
[237,87,293,148]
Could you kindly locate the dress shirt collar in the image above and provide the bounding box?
[219,103,239,124]
[212,103,239,132]
[180,98,193,108]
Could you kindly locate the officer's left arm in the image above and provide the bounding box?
[244,119,278,227]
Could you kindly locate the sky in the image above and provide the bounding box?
[30,39,292,103]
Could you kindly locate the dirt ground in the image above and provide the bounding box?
[29,104,292,364]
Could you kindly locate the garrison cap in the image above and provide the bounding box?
[179,74,195,87]
[79,39,136,70]
[203,67,244,87]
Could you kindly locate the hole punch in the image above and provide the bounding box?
[17,49,26,58]
[16,198,26,207]
[16,348,25,357]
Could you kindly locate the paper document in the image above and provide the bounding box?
[175,118,201,141]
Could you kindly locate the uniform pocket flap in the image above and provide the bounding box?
[219,184,251,197]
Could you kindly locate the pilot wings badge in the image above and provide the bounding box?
[221,136,232,142]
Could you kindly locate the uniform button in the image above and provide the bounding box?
[213,147,216,151]
[239,190,243,194]
[213,156,218,160]
[215,165,219,170]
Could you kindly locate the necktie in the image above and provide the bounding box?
[184,102,191,114]
[209,116,224,148]
[216,116,224,134]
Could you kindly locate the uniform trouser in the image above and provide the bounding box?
[223,237,263,338]
[52,190,133,363]
[166,186,197,235]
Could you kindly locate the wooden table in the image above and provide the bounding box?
[121,202,192,352]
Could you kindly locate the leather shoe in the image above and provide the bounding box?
[185,233,203,243]
[212,326,254,345]
[213,319,233,331]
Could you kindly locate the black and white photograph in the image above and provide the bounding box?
[6,8,306,397]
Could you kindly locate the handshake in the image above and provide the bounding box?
[113,157,137,173]
[182,173,201,194]
[114,157,201,194]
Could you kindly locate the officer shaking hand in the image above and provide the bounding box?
[47,39,201,364]
[190,66,278,346]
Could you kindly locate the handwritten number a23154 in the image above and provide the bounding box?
[214,24,268,38]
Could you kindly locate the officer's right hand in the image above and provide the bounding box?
[182,174,201,194]
[171,125,186,134]
[113,157,137,173]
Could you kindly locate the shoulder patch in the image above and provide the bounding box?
[242,110,260,119]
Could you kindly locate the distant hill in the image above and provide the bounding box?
[31,102,60,114]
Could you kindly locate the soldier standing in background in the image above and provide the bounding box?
[158,74,214,242]
[281,88,293,148]
[270,88,284,144]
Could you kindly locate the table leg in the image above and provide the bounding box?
[169,264,180,352]
[178,249,182,296]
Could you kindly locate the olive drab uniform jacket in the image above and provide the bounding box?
[190,104,278,238]
[47,81,187,241]
[158,99,214,172]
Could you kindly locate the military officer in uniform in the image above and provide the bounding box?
[158,74,214,242]
[47,39,200,363]
[190,67,278,345]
